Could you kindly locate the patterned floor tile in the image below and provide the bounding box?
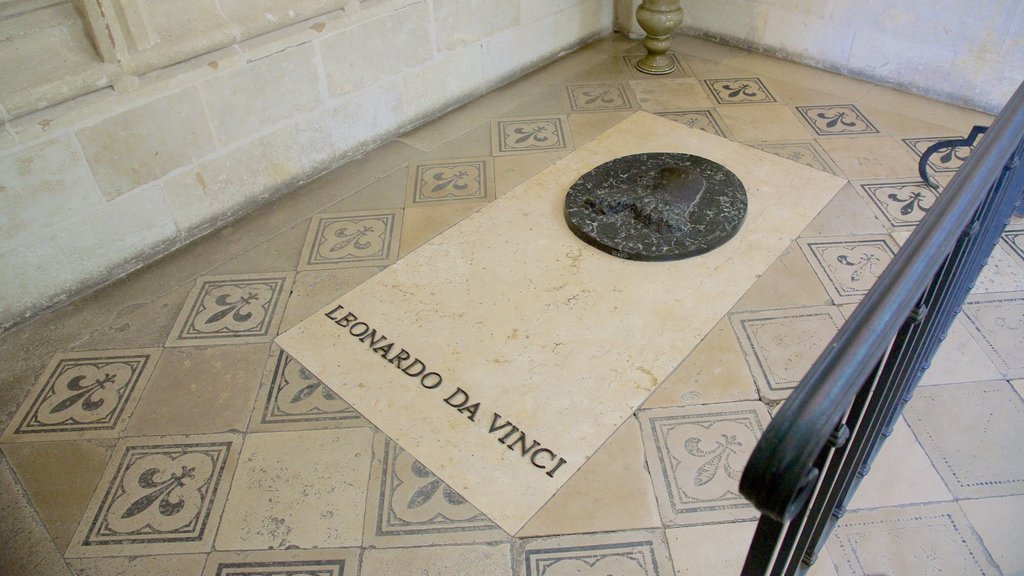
[623,53,692,78]
[962,292,1024,378]
[798,235,900,304]
[202,548,360,576]
[751,141,840,175]
[630,79,715,112]
[638,402,771,526]
[166,273,294,347]
[827,503,999,575]
[491,116,573,156]
[795,104,880,136]
[66,433,240,557]
[903,135,977,174]
[215,428,373,550]
[566,83,634,112]
[362,543,512,576]
[363,434,505,546]
[654,109,733,139]
[1002,227,1024,265]
[2,349,159,443]
[855,179,939,229]
[729,305,847,399]
[730,306,846,401]
[521,529,675,576]
[905,380,1024,499]
[703,77,777,104]
[298,210,402,271]
[406,157,495,204]
[249,347,366,432]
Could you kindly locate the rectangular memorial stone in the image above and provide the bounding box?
[276,111,847,534]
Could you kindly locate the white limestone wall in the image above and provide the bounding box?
[0,0,613,331]
[616,0,1023,114]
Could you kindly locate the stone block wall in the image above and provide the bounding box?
[0,0,613,330]
[615,0,1023,114]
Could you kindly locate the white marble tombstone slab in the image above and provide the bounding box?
[277,111,847,534]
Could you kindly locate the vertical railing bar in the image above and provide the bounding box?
[788,351,892,571]
[786,158,1023,572]
[738,81,1024,576]
[775,426,845,576]
[742,516,788,576]
[795,331,912,562]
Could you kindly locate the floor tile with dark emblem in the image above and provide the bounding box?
[166,273,294,347]
[66,433,240,557]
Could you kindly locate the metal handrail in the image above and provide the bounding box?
[738,80,1024,575]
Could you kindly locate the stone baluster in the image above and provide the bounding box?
[635,0,684,75]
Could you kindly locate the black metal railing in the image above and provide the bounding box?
[738,80,1024,576]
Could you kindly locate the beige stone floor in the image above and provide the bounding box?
[2,34,1022,576]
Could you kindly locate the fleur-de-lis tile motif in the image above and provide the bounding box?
[705,78,776,104]
[253,349,362,431]
[567,84,633,112]
[68,435,238,556]
[752,142,837,174]
[639,403,770,525]
[656,110,730,138]
[193,285,275,334]
[299,210,401,271]
[799,236,899,304]
[105,455,210,534]
[492,116,573,156]
[3,350,158,441]
[392,452,477,522]
[167,274,293,347]
[730,306,846,400]
[858,181,940,228]
[683,433,743,488]
[365,437,502,546]
[903,136,977,173]
[796,104,880,136]
[410,158,493,204]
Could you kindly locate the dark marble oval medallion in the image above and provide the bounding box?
[564,152,747,261]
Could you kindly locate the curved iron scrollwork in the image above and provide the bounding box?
[739,82,1024,576]
[918,125,988,189]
